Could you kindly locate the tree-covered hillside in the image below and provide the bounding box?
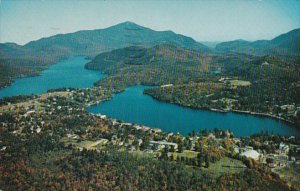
[215,29,300,56]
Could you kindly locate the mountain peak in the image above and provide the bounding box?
[111,21,145,30]
[122,21,139,25]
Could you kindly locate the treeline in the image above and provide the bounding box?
[0,57,54,89]
[0,94,36,105]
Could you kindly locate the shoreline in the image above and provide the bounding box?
[2,79,297,128]
[1,86,298,138]
[143,93,296,126]
[230,109,294,124]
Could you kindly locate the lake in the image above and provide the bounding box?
[0,56,106,99]
[87,85,300,137]
[1,57,299,137]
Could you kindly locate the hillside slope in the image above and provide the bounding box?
[215,29,300,56]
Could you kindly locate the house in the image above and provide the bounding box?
[278,154,289,167]
[240,149,260,160]
[36,127,41,133]
[261,61,269,66]
[142,126,150,132]
[208,133,215,140]
[134,125,142,130]
[151,128,162,133]
[149,140,178,150]
[100,115,107,119]
[245,146,254,150]
[233,146,240,153]
[138,139,143,146]
[280,105,295,115]
[279,142,289,154]
[167,132,174,138]
[161,84,173,88]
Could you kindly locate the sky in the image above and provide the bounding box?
[0,0,299,45]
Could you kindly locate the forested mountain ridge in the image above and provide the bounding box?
[0,43,27,58]
[85,44,222,90]
[215,28,300,56]
[1,21,210,59]
[24,21,210,57]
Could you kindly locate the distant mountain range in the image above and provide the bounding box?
[1,22,299,60]
[215,29,300,56]
[0,21,210,60]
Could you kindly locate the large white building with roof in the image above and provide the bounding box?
[240,149,260,160]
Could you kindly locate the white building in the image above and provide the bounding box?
[240,149,260,160]
[279,143,289,154]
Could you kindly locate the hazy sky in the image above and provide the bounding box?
[0,0,299,45]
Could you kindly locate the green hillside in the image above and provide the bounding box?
[216,29,300,56]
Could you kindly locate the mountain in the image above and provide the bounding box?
[0,22,210,88]
[215,28,300,56]
[20,21,210,58]
[84,44,216,89]
[0,43,29,58]
[85,43,210,71]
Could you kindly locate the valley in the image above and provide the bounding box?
[0,21,300,190]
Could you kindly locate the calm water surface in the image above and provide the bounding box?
[87,85,300,137]
[0,56,105,99]
[1,57,298,137]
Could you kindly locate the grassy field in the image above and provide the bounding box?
[171,150,199,159]
[171,150,246,178]
[202,157,246,178]
[61,137,109,150]
[229,80,251,87]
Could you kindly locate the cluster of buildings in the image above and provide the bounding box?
[235,139,300,169]
[1,87,300,173]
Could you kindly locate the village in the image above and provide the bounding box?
[1,86,300,186]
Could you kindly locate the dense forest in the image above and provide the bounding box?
[0,129,293,191]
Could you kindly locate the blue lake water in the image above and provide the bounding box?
[87,85,300,137]
[0,56,298,137]
[0,56,105,99]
